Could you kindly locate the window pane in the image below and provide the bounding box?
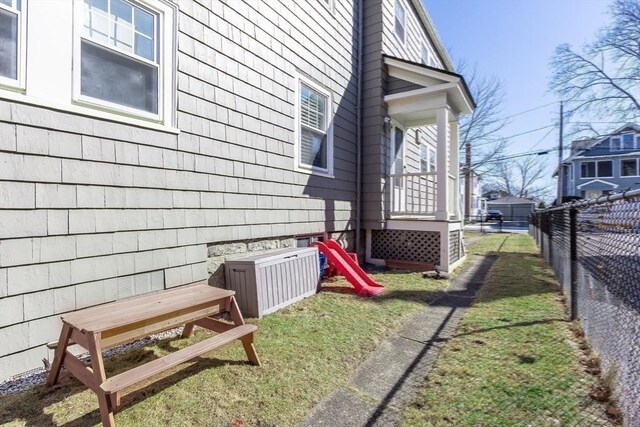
[428,149,436,171]
[622,134,634,150]
[300,84,326,131]
[621,160,638,176]
[421,46,427,65]
[300,128,327,169]
[81,41,158,114]
[0,0,12,6]
[111,19,134,51]
[111,0,133,23]
[134,7,153,37]
[597,161,612,177]
[84,7,110,45]
[85,0,107,13]
[0,9,17,80]
[581,162,595,178]
[134,33,153,60]
[395,1,405,41]
[419,145,427,172]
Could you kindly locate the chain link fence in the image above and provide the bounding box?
[530,190,640,427]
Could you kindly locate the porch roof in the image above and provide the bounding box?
[383,55,475,128]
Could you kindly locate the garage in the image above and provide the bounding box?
[486,196,536,221]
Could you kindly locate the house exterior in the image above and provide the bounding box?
[0,0,473,380]
[486,196,536,221]
[557,124,640,199]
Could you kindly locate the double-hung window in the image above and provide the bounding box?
[297,76,333,175]
[428,147,436,172]
[394,0,405,43]
[77,0,161,117]
[0,0,25,88]
[420,44,428,65]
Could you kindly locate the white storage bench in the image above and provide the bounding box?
[224,247,320,318]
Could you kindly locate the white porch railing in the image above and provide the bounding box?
[389,172,438,216]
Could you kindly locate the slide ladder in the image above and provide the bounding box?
[311,240,384,297]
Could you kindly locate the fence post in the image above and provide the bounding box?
[569,207,578,321]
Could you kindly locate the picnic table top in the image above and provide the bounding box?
[62,282,234,333]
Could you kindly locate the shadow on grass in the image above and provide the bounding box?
[0,336,252,426]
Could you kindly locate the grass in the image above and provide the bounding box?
[0,270,447,427]
[402,233,614,426]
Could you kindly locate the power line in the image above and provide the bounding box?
[500,124,556,140]
[470,147,558,167]
[501,101,559,120]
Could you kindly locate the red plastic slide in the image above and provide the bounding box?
[311,240,384,296]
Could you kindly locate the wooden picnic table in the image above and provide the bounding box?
[46,282,260,427]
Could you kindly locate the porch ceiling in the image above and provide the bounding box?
[383,55,475,128]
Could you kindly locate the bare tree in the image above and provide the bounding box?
[457,63,509,219]
[550,0,640,134]
[484,155,554,201]
[458,63,509,172]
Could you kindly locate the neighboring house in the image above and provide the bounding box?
[460,168,486,221]
[486,196,536,221]
[556,124,640,199]
[0,0,473,379]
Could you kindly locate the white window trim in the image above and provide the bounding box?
[0,0,27,91]
[420,43,428,65]
[72,0,174,124]
[294,73,334,178]
[620,158,640,177]
[580,160,613,179]
[394,0,406,44]
[620,132,635,151]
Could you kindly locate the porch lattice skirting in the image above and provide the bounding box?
[371,230,440,265]
[449,230,462,264]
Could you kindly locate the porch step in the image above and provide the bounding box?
[385,259,434,272]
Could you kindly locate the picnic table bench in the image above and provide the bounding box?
[46,282,260,427]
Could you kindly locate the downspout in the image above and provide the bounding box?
[355,0,364,257]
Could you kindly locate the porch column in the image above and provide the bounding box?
[435,107,449,221]
[450,119,460,220]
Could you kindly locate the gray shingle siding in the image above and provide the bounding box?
[0,0,361,379]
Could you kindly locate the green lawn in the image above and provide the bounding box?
[0,270,447,427]
[402,233,615,426]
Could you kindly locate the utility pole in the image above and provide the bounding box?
[464,142,471,221]
[557,101,564,204]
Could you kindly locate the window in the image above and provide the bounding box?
[78,0,159,115]
[394,0,405,43]
[581,160,612,178]
[622,133,634,150]
[428,147,436,172]
[296,234,323,248]
[296,76,333,175]
[420,44,428,65]
[419,144,427,172]
[621,159,639,176]
[610,137,621,151]
[0,0,25,88]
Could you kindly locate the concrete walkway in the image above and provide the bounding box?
[300,255,495,427]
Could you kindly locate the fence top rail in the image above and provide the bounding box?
[537,188,640,213]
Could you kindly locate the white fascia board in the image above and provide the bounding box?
[576,179,619,189]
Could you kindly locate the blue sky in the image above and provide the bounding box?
[423,0,611,192]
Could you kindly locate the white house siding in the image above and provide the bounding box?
[0,0,359,380]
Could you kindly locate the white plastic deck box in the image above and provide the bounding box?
[224,247,320,318]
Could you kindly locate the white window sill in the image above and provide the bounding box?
[0,89,180,134]
[295,165,335,179]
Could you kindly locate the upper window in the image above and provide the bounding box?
[394,0,405,43]
[420,44,428,65]
[78,0,159,116]
[610,137,621,151]
[581,160,612,178]
[419,144,427,172]
[622,133,634,150]
[296,76,333,175]
[0,0,25,88]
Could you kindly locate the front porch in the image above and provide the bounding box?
[363,55,475,272]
